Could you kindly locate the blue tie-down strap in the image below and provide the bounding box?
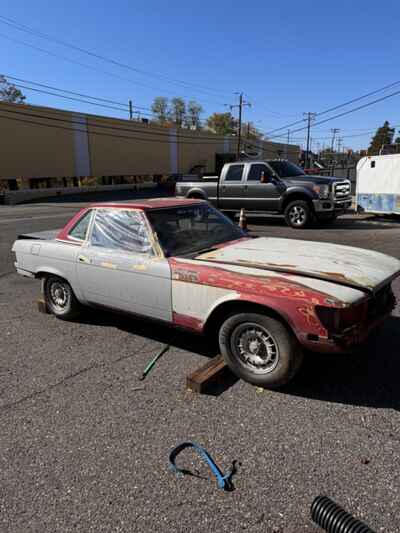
[168,441,235,491]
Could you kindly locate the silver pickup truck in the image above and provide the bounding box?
[176,160,352,228]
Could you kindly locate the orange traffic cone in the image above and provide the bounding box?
[239,208,248,231]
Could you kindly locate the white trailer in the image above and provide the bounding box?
[356,154,400,215]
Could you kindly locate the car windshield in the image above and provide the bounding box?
[147,204,245,257]
[268,161,306,178]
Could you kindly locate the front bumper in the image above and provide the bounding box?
[313,198,352,214]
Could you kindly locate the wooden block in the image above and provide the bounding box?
[37,298,50,314]
[186,355,228,394]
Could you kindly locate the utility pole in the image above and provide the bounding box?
[304,112,316,169]
[330,128,340,151]
[286,129,290,158]
[230,93,251,160]
[129,99,133,120]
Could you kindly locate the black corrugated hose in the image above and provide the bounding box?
[311,496,375,532]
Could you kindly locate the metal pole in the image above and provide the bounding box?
[286,129,290,158]
[237,93,243,160]
[129,99,133,120]
[305,113,311,169]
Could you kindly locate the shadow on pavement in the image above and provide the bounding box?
[248,215,400,231]
[76,309,400,405]
[285,316,400,410]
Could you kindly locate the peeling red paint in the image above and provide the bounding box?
[172,312,203,332]
[169,257,333,341]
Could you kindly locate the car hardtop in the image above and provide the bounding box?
[88,198,206,211]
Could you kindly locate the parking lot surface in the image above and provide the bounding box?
[1,197,400,532]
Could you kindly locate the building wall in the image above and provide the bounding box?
[0,101,300,180]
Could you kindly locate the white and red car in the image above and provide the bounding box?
[12,198,400,388]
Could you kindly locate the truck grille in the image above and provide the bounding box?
[333,180,351,199]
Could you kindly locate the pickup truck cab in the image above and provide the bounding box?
[12,199,399,389]
[176,160,352,228]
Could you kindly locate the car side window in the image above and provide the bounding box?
[247,164,272,181]
[68,210,93,241]
[90,209,153,254]
[225,164,244,181]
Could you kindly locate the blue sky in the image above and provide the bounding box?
[1,0,399,151]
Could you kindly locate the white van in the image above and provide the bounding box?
[356,154,400,215]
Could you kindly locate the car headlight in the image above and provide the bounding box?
[313,184,330,199]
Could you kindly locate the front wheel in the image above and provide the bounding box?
[218,312,303,388]
[42,275,81,320]
[284,200,312,228]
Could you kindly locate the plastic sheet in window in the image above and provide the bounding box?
[91,210,153,253]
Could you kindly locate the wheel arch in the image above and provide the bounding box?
[203,298,297,341]
[282,191,315,212]
[187,188,207,199]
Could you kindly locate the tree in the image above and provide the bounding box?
[151,96,169,123]
[395,130,400,144]
[168,97,186,127]
[185,100,203,129]
[242,121,263,140]
[0,75,26,103]
[367,121,395,155]
[206,112,237,135]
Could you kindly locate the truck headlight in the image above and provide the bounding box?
[313,184,330,199]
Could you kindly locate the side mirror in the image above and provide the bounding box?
[260,172,268,183]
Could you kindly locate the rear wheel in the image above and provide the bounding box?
[218,312,303,388]
[42,275,81,320]
[284,200,312,228]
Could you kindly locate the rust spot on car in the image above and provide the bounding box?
[172,312,203,332]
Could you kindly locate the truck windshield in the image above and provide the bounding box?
[268,161,306,178]
[147,204,246,257]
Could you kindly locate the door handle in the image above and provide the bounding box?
[78,255,91,264]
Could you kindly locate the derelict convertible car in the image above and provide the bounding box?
[12,199,400,388]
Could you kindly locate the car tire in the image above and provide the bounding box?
[218,312,303,388]
[284,200,312,228]
[42,275,81,320]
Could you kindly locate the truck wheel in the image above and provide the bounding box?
[42,275,81,320]
[284,200,312,228]
[218,312,303,388]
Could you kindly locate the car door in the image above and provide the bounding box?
[75,208,172,322]
[244,163,283,211]
[218,163,246,210]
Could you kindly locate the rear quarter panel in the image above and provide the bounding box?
[13,239,82,299]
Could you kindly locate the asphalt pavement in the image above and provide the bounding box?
[1,194,400,532]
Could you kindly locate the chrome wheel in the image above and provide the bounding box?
[288,205,306,226]
[231,322,280,374]
[48,280,70,312]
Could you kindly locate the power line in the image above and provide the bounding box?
[0,108,231,146]
[264,79,400,137]
[3,74,130,108]
[268,88,400,140]
[0,32,227,108]
[11,83,133,115]
[0,103,236,143]
[0,14,234,99]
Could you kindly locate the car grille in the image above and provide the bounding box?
[333,180,351,200]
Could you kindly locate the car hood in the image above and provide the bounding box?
[195,237,400,294]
